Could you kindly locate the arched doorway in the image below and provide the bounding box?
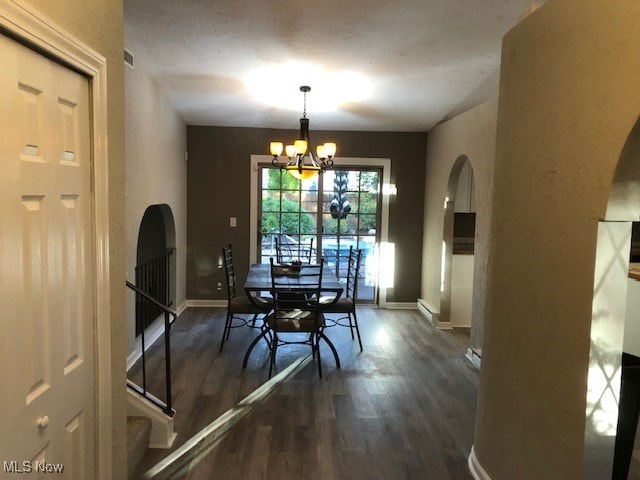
[441,155,477,341]
[585,118,640,478]
[135,204,177,335]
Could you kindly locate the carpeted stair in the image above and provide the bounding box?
[127,416,152,479]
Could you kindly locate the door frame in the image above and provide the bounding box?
[250,155,392,307]
[0,2,112,478]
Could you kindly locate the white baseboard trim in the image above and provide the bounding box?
[176,300,188,316]
[468,446,491,480]
[417,298,440,326]
[184,299,227,308]
[466,348,482,369]
[384,302,418,310]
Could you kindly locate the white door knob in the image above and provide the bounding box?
[37,416,49,429]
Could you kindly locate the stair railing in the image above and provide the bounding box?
[135,250,174,335]
[126,280,176,416]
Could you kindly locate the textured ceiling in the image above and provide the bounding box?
[124,0,538,132]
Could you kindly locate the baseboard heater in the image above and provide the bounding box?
[417,298,440,326]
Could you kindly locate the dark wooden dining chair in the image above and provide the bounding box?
[242,257,340,378]
[275,235,314,264]
[321,246,363,351]
[220,244,273,352]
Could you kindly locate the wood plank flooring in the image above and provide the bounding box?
[132,307,479,479]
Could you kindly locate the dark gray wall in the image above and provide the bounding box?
[186,126,427,303]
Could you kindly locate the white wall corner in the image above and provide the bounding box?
[127,389,177,449]
[468,446,492,480]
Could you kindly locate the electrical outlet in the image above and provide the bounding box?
[217,282,222,291]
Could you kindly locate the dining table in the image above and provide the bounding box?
[244,262,344,307]
[241,262,345,370]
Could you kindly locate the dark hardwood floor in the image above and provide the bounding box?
[132,307,479,479]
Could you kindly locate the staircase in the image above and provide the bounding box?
[125,279,178,469]
[127,416,152,479]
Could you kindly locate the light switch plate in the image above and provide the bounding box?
[230,217,237,227]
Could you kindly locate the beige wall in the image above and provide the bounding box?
[421,98,497,347]
[474,1,640,478]
[124,54,187,355]
[187,126,427,303]
[18,0,126,476]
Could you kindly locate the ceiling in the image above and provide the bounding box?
[124,0,539,132]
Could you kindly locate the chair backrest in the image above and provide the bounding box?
[222,243,237,300]
[275,235,314,264]
[269,257,323,329]
[345,247,362,300]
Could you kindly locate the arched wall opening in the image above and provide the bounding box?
[441,155,478,345]
[585,118,640,479]
[135,204,177,336]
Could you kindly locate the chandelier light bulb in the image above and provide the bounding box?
[294,139,308,155]
[285,144,297,158]
[323,142,337,158]
[270,141,283,157]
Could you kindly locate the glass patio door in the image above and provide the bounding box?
[258,165,381,303]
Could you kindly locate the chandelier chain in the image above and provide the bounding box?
[303,90,307,118]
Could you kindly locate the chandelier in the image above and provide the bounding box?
[269,86,337,180]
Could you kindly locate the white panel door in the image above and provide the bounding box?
[0,34,94,477]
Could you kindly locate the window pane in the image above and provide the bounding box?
[360,171,380,193]
[346,171,360,190]
[299,214,317,235]
[357,235,377,252]
[280,173,301,191]
[322,214,338,234]
[322,192,335,209]
[359,192,378,214]
[262,191,281,212]
[322,171,336,192]
[321,235,339,271]
[343,216,358,234]
[281,213,300,234]
[262,212,281,235]
[359,215,377,234]
[301,191,318,214]
[301,200,317,215]
[346,193,359,213]
[264,168,282,189]
[300,176,318,191]
[281,195,301,212]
